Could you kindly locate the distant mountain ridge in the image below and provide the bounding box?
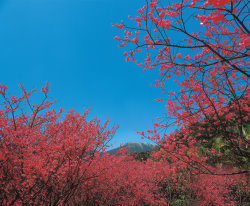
[107,142,155,155]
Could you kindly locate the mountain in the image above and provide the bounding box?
[107,142,155,155]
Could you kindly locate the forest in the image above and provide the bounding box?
[0,0,249,205]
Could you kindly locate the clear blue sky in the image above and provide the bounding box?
[0,0,167,148]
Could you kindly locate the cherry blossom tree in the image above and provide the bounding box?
[0,84,116,205]
[114,0,249,175]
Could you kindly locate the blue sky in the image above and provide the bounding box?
[0,0,167,148]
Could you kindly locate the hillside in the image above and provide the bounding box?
[107,142,155,155]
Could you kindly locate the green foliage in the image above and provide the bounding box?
[133,151,152,161]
